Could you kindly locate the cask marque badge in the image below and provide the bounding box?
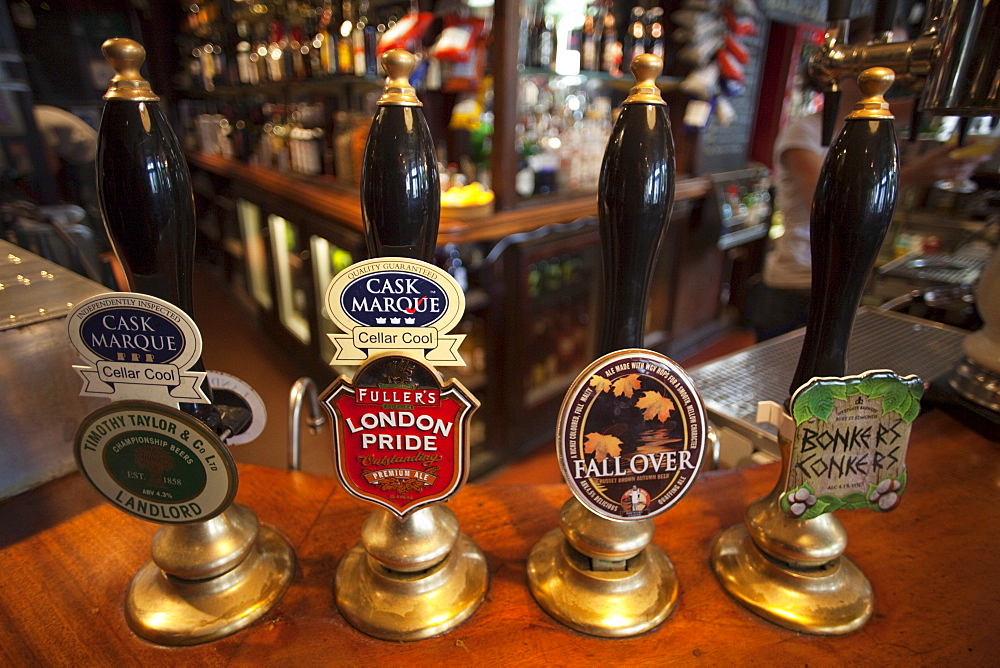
[325,258,467,366]
[558,349,707,521]
[320,353,478,518]
[67,292,209,406]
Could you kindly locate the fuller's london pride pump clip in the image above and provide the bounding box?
[67,293,209,406]
[558,349,707,521]
[75,400,238,524]
[321,353,479,518]
[324,258,467,366]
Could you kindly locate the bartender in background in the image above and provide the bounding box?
[33,104,101,231]
[747,19,995,341]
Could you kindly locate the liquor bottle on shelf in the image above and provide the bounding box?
[361,1,378,76]
[282,16,297,80]
[351,1,367,76]
[235,20,259,85]
[289,24,307,79]
[600,6,621,76]
[525,0,556,70]
[337,1,354,74]
[580,5,599,72]
[317,3,336,74]
[304,11,323,76]
[252,21,270,82]
[538,2,557,70]
[645,7,665,59]
[266,18,285,82]
[624,7,645,67]
[525,1,540,68]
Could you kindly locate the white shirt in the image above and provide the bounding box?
[33,105,98,166]
[763,113,828,290]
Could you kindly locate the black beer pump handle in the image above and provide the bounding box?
[789,68,900,397]
[98,38,197,318]
[597,54,676,355]
[97,38,219,429]
[361,50,439,263]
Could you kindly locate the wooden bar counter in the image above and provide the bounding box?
[1,408,996,665]
[186,151,713,245]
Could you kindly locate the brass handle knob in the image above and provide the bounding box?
[102,37,158,101]
[377,48,421,107]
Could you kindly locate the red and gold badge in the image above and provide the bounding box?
[321,353,478,518]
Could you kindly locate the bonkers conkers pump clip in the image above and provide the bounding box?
[710,67,920,635]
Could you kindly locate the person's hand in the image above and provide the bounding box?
[900,140,996,189]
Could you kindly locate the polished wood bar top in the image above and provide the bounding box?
[1,408,996,665]
[187,152,712,245]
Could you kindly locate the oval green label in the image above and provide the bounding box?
[103,429,207,503]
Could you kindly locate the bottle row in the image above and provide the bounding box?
[181,0,490,92]
[185,75,617,200]
[522,0,666,77]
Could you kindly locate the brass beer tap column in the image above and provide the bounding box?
[527,55,707,637]
[809,0,999,145]
[321,50,487,641]
[711,68,904,635]
[78,39,294,645]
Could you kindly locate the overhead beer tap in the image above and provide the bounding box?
[320,49,487,641]
[808,0,998,145]
[527,54,706,638]
[711,68,921,635]
[808,0,1000,434]
[67,38,296,646]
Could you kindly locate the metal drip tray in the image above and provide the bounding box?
[0,240,108,499]
[689,308,967,457]
[877,252,985,287]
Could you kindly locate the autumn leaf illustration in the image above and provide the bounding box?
[589,375,612,394]
[584,432,623,462]
[636,391,675,422]
[612,374,642,398]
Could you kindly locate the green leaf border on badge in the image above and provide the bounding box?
[791,370,925,426]
[781,469,909,518]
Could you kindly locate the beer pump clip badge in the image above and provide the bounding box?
[325,258,467,366]
[558,349,707,521]
[761,369,923,520]
[321,353,479,519]
[74,400,238,524]
[67,292,209,406]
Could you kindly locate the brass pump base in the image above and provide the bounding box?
[710,419,873,635]
[527,529,678,637]
[711,523,873,635]
[125,504,295,645]
[334,505,488,641]
[526,498,678,637]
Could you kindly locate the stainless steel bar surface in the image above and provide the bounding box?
[688,308,967,457]
[0,239,107,499]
